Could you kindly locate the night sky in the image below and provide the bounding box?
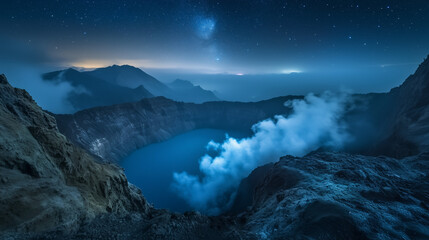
[1,1,429,99]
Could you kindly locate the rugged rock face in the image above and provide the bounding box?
[30,211,251,240]
[374,56,429,157]
[229,152,429,239]
[0,74,150,234]
[19,152,429,240]
[331,56,429,159]
[55,96,297,162]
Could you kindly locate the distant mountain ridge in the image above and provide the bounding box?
[42,65,220,112]
[167,79,220,103]
[85,65,170,96]
[43,68,153,111]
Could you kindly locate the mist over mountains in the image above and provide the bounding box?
[149,64,417,102]
[41,65,219,112]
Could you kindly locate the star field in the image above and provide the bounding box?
[0,0,428,74]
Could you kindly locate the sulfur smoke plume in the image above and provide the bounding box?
[173,92,351,214]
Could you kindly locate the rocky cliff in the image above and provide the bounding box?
[0,74,150,234]
[55,96,298,162]
[320,56,429,159]
[229,152,429,239]
[374,56,429,157]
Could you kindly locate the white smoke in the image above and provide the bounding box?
[172,91,351,214]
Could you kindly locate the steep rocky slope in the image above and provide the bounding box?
[373,56,429,157]
[0,74,150,234]
[341,56,429,158]
[229,152,429,239]
[55,96,298,162]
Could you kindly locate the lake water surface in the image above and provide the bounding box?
[121,128,248,212]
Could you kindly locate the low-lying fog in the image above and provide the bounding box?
[149,64,414,102]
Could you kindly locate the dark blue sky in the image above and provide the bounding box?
[0,0,428,97]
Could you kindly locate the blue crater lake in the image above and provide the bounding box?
[120,128,248,212]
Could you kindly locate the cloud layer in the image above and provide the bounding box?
[172,92,351,214]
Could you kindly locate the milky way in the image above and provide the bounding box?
[195,16,216,40]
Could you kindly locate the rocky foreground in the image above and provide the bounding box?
[0,74,147,236]
[6,151,429,239]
